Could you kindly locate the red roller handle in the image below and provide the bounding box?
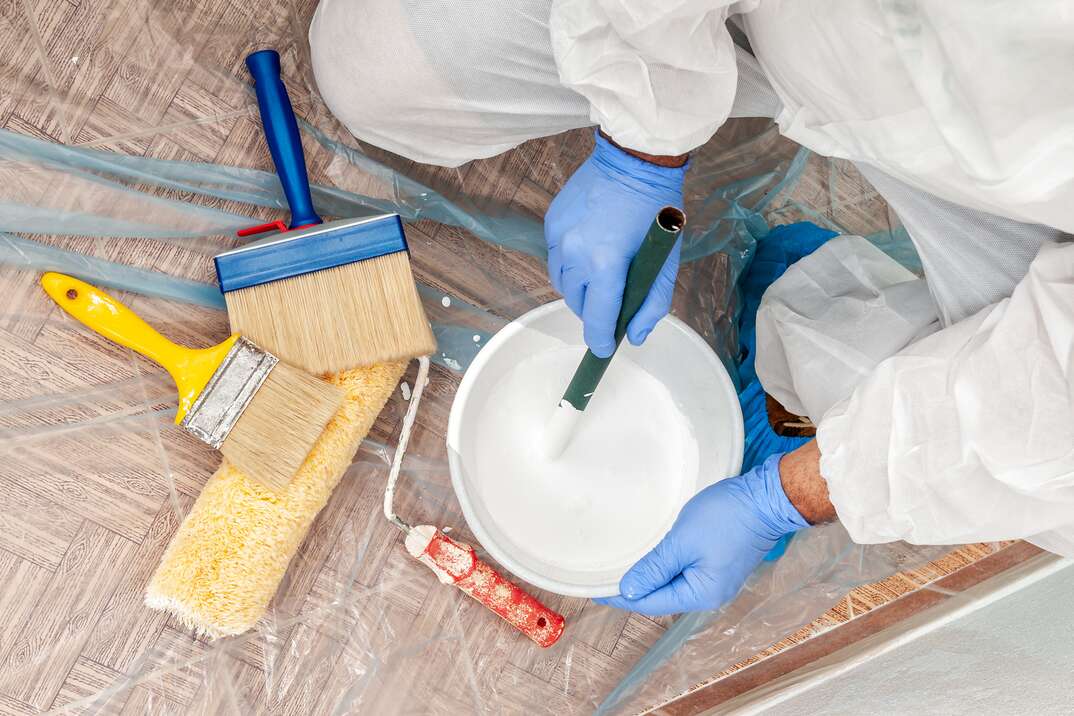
[406,525,565,648]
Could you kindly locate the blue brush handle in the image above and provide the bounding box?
[245,50,322,229]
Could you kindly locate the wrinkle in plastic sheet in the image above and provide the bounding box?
[0,3,952,714]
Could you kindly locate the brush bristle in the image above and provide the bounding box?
[219,361,345,491]
[224,253,436,374]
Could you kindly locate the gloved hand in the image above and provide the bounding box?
[595,453,810,616]
[545,130,687,358]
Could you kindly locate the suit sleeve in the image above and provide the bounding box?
[818,241,1074,546]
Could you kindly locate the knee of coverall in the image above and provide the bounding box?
[309,0,590,167]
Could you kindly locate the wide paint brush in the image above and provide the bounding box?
[42,273,344,491]
[543,207,686,459]
[215,50,435,375]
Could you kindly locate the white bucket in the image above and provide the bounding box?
[447,300,743,597]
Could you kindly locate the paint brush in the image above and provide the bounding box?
[543,207,686,459]
[216,50,435,374]
[42,272,344,491]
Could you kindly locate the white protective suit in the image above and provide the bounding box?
[309,0,1074,554]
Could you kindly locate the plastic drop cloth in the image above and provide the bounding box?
[0,1,982,713]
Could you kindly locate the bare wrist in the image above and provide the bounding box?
[598,128,690,168]
[778,440,836,525]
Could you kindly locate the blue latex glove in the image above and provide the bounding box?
[545,130,687,358]
[595,453,810,616]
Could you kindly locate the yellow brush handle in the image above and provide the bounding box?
[41,273,238,423]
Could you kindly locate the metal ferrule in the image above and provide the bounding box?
[214,214,409,293]
[179,337,278,448]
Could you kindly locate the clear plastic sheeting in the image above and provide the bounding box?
[0,1,962,713]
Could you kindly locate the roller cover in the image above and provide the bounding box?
[146,361,406,637]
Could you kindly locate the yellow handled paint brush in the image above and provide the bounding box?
[41,272,344,491]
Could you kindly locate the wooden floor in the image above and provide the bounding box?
[0,2,1013,714]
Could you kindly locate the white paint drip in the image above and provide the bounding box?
[472,334,481,342]
[383,356,430,530]
[469,347,697,573]
[400,381,411,401]
[441,296,451,307]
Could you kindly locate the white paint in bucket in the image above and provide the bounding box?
[474,347,696,574]
[448,300,743,597]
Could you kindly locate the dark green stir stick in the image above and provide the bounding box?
[544,206,686,458]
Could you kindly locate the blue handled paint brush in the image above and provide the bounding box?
[216,50,435,374]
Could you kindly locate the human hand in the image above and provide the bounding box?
[595,453,811,616]
[545,130,687,357]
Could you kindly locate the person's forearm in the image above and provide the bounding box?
[779,440,836,525]
[598,129,690,168]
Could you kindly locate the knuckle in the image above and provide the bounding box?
[560,234,588,263]
[588,245,623,270]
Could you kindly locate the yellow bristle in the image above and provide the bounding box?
[219,360,345,491]
[145,361,406,637]
[224,254,436,374]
